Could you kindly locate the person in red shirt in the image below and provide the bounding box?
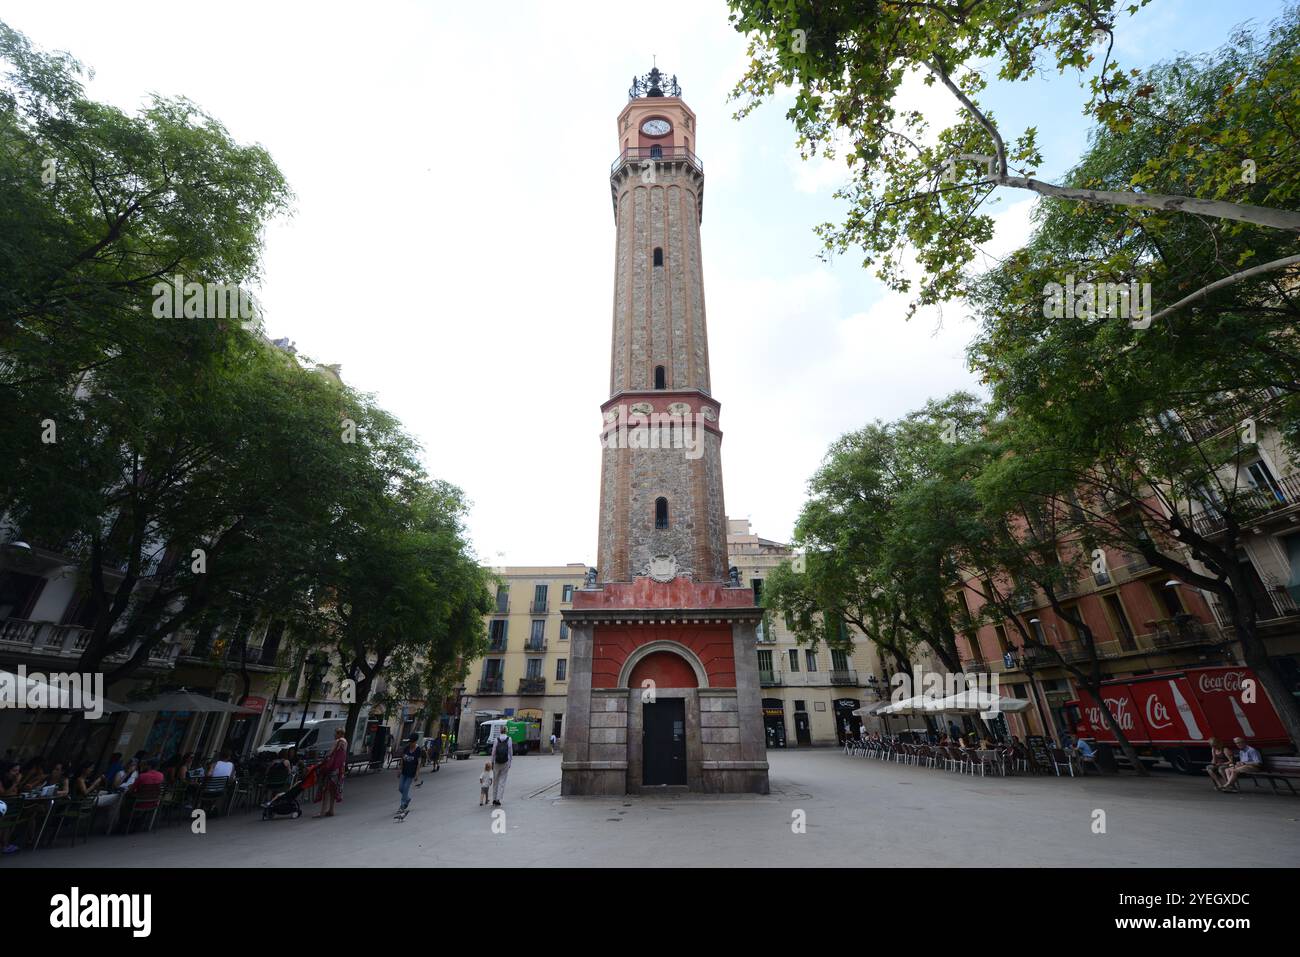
[131,760,165,793]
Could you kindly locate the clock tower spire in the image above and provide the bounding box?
[561,69,770,797]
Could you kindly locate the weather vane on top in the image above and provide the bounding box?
[629,63,681,100]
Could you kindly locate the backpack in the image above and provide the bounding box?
[494,737,510,764]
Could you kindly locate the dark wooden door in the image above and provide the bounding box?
[643,698,687,785]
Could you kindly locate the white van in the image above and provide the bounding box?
[257,718,346,761]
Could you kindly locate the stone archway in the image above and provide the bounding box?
[616,639,709,689]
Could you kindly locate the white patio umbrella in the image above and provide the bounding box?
[877,694,949,716]
[930,689,1033,716]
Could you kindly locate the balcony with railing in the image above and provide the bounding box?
[478,676,504,695]
[518,676,546,695]
[1190,473,1300,537]
[759,669,781,687]
[829,669,859,686]
[525,639,547,652]
[610,145,704,177]
[487,638,507,654]
[1,618,95,657]
[1182,388,1285,442]
[529,601,549,615]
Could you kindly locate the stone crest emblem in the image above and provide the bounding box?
[700,406,718,421]
[646,554,679,583]
[630,401,654,416]
[667,401,691,416]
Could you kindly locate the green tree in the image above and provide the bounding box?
[728,0,1300,318]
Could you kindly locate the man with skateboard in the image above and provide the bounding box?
[395,733,421,819]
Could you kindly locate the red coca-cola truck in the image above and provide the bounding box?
[1065,665,1292,773]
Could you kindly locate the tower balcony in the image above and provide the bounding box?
[610,146,703,177]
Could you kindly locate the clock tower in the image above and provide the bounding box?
[561,68,770,796]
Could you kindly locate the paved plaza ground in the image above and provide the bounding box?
[7,749,1298,867]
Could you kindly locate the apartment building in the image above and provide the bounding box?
[956,391,1300,742]
[456,564,588,749]
[727,518,903,746]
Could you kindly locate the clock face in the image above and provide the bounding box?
[641,118,671,137]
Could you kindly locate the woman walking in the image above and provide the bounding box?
[315,728,347,818]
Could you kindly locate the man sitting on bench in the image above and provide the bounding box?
[1220,737,1264,793]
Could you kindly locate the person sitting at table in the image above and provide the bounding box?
[44,764,70,799]
[101,753,123,789]
[113,758,139,792]
[980,736,997,750]
[0,763,21,798]
[71,762,104,798]
[1205,737,1234,790]
[208,749,236,782]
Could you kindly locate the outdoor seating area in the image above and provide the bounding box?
[844,734,1089,778]
[0,755,322,858]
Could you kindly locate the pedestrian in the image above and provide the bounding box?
[429,734,441,768]
[314,728,347,818]
[479,762,493,806]
[397,733,420,815]
[1219,737,1263,792]
[449,731,457,756]
[490,725,512,806]
[550,732,558,754]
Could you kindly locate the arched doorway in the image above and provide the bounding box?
[625,647,697,787]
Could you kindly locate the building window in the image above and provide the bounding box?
[559,621,569,641]
[526,658,543,679]
[794,700,806,712]
[805,650,818,672]
[655,497,669,529]
[654,365,666,389]
[751,578,763,606]
[552,713,563,739]
[788,649,800,672]
[529,620,545,649]
[1154,582,1185,617]
[488,619,507,649]
[994,624,1010,654]
[562,584,574,602]
[757,650,773,672]
[494,586,509,614]
[649,144,662,158]
[556,659,567,681]
[831,649,849,672]
[1103,594,1137,650]
[653,247,663,267]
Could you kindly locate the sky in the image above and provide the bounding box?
[4,0,1291,566]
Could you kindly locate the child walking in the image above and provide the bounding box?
[479,762,493,806]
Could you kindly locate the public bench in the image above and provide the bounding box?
[1237,755,1300,795]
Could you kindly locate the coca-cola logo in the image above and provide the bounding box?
[1145,695,1173,730]
[1198,671,1245,694]
[1103,697,1134,731]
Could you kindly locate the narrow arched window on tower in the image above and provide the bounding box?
[653,247,663,267]
[649,144,663,159]
[655,497,669,529]
[654,365,666,390]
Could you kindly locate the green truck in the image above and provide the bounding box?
[474,717,542,755]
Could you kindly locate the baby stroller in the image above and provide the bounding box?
[261,764,316,820]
